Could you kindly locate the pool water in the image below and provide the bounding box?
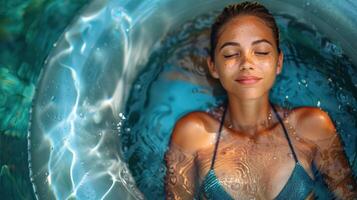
[122,12,357,199]
[0,1,88,199]
[0,0,356,200]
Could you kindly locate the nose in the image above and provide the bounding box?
[240,64,254,71]
[239,53,254,71]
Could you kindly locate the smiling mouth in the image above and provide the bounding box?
[235,77,262,85]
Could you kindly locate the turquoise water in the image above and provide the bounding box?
[0,1,88,199]
[1,0,357,199]
[123,13,357,199]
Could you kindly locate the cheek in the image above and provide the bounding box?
[216,61,236,76]
[259,60,278,84]
[215,63,236,89]
[262,66,278,88]
[259,59,277,74]
[224,59,238,67]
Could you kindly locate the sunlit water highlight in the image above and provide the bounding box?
[28,0,357,199]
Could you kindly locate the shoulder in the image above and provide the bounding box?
[169,111,219,153]
[292,106,337,140]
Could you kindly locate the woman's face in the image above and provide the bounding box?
[207,15,283,100]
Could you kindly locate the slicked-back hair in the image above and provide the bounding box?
[209,1,280,60]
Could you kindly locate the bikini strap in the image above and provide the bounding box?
[209,103,228,170]
[270,102,299,163]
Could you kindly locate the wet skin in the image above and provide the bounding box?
[165,15,357,199]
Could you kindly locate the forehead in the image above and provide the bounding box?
[217,15,276,47]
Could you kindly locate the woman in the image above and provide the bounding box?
[164,2,357,200]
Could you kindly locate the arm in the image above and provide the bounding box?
[301,108,357,199]
[164,143,197,200]
[164,114,203,200]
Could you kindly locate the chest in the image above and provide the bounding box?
[195,134,315,199]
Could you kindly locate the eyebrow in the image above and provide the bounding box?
[219,39,273,51]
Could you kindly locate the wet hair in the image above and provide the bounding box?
[209,1,281,60]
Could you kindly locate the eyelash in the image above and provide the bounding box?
[255,52,269,55]
[224,54,239,58]
[223,52,269,58]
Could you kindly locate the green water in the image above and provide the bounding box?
[0,1,88,198]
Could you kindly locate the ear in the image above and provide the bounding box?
[206,56,220,79]
[276,51,284,75]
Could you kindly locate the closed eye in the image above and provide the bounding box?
[223,53,239,58]
[255,52,270,55]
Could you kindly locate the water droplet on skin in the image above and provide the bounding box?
[225,147,232,151]
[170,176,177,184]
[295,136,301,141]
[231,183,239,190]
[273,156,277,160]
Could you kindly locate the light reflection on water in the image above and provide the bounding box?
[28,0,357,199]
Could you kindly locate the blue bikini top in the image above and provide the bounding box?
[198,103,314,200]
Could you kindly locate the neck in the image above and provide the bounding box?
[225,94,273,137]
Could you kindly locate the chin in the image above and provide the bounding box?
[230,90,267,100]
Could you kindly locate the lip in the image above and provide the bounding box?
[235,76,262,85]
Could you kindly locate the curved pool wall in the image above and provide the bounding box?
[28,0,357,199]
